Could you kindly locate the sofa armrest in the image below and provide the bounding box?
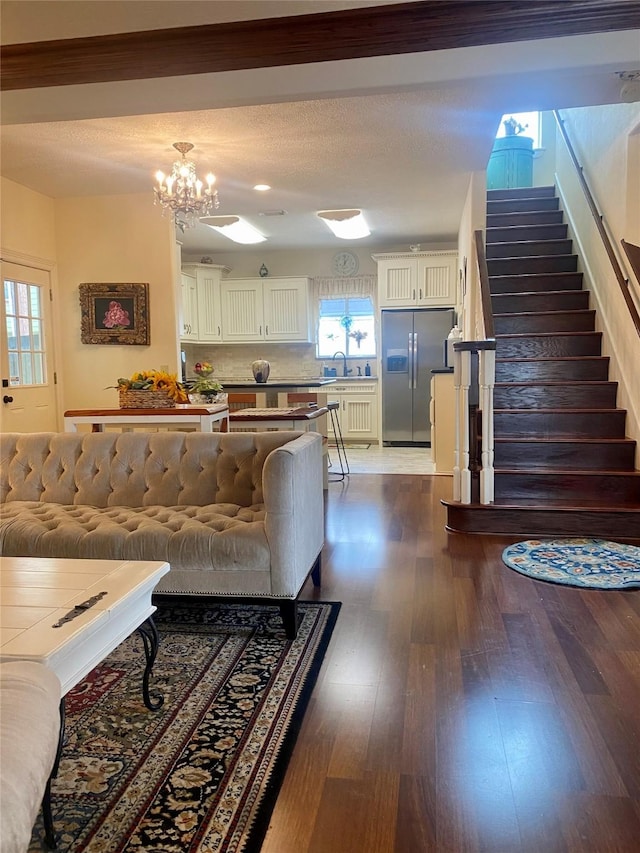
[0,661,62,853]
[262,432,324,597]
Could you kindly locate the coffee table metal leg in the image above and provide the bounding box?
[137,617,164,711]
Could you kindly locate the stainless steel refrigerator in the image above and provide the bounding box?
[381,308,455,445]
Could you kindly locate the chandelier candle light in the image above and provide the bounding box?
[154,142,219,230]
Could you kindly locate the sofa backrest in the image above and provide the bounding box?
[0,431,304,508]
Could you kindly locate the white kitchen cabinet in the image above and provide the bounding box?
[180,272,198,340]
[323,382,379,442]
[221,277,311,343]
[374,251,457,308]
[180,263,229,343]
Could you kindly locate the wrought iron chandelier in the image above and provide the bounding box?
[154,142,219,230]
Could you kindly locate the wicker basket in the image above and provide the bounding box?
[118,388,175,409]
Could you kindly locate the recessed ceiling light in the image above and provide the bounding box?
[200,216,266,244]
[317,209,370,239]
[254,184,271,192]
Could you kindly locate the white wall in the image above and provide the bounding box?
[532,111,558,188]
[555,103,640,458]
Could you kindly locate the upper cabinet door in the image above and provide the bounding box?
[263,277,311,341]
[180,273,198,340]
[195,269,223,342]
[219,277,311,343]
[375,252,457,308]
[220,280,265,342]
[416,254,457,306]
[181,263,229,342]
[377,258,417,307]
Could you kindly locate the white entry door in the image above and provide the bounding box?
[1,261,59,431]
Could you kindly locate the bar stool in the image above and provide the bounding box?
[327,401,350,481]
[277,392,349,482]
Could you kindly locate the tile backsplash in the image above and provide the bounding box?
[182,343,375,380]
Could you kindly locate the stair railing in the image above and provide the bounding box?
[452,231,496,505]
[554,110,640,338]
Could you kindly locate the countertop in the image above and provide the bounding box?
[210,376,378,387]
[212,378,338,389]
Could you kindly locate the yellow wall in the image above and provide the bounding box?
[1,181,181,414]
[1,177,57,262]
[55,193,180,409]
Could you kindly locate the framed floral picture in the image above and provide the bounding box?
[79,282,150,345]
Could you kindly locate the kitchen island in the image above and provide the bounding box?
[216,378,337,389]
[210,377,379,444]
[213,378,336,408]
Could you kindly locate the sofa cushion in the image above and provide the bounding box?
[1,430,302,508]
[0,502,271,574]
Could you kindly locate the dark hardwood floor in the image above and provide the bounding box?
[262,473,640,853]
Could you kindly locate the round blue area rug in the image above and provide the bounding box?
[502,538,640,589]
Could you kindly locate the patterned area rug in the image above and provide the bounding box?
[502,538,640,589]
[29,600,340,853]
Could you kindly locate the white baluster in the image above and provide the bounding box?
[479,348,495,505]
[459,349,472,504]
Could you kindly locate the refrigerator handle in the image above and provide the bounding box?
[408,333,413,389]
[412,332,418,389]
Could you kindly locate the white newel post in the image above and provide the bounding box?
[479,348,495,505]
[452,349,461,501]
[458,349,472,504]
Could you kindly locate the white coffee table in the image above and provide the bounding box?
[0,556,170,709]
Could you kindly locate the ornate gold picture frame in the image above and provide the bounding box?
[79,282,150,345]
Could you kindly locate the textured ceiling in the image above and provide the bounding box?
[0,87,499,252]
[1,1,638,255]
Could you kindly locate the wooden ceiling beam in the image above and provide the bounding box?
[2,0,639,92]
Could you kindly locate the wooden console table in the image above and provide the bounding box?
[63,403,229,433]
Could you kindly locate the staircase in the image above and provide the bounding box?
[445,186,640,540]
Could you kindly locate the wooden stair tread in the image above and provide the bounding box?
[493,309,594,317]
[494,357,607,363]
[495,380,616,386]
[444,498,640,510]
[487,186,556,198]
[493,407,624,413]
[492,289,588,297]
[487,239,572,247]
[497,331,601,337]
[493,467,640,476]
[494,437,634,444]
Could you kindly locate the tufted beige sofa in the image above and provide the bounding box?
[0,430,324,638]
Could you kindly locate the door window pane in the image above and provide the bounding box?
[3,278,47,386]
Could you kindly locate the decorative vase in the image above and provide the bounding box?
[251,359,270,384]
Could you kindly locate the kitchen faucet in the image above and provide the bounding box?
[332,351,352,377]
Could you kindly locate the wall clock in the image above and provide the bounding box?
[332,251,359,277]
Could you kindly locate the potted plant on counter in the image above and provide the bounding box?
[189,362,224,402]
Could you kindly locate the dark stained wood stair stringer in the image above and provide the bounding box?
[444,185,640,538]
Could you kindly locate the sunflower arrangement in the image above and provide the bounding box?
[114,369,189,403]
